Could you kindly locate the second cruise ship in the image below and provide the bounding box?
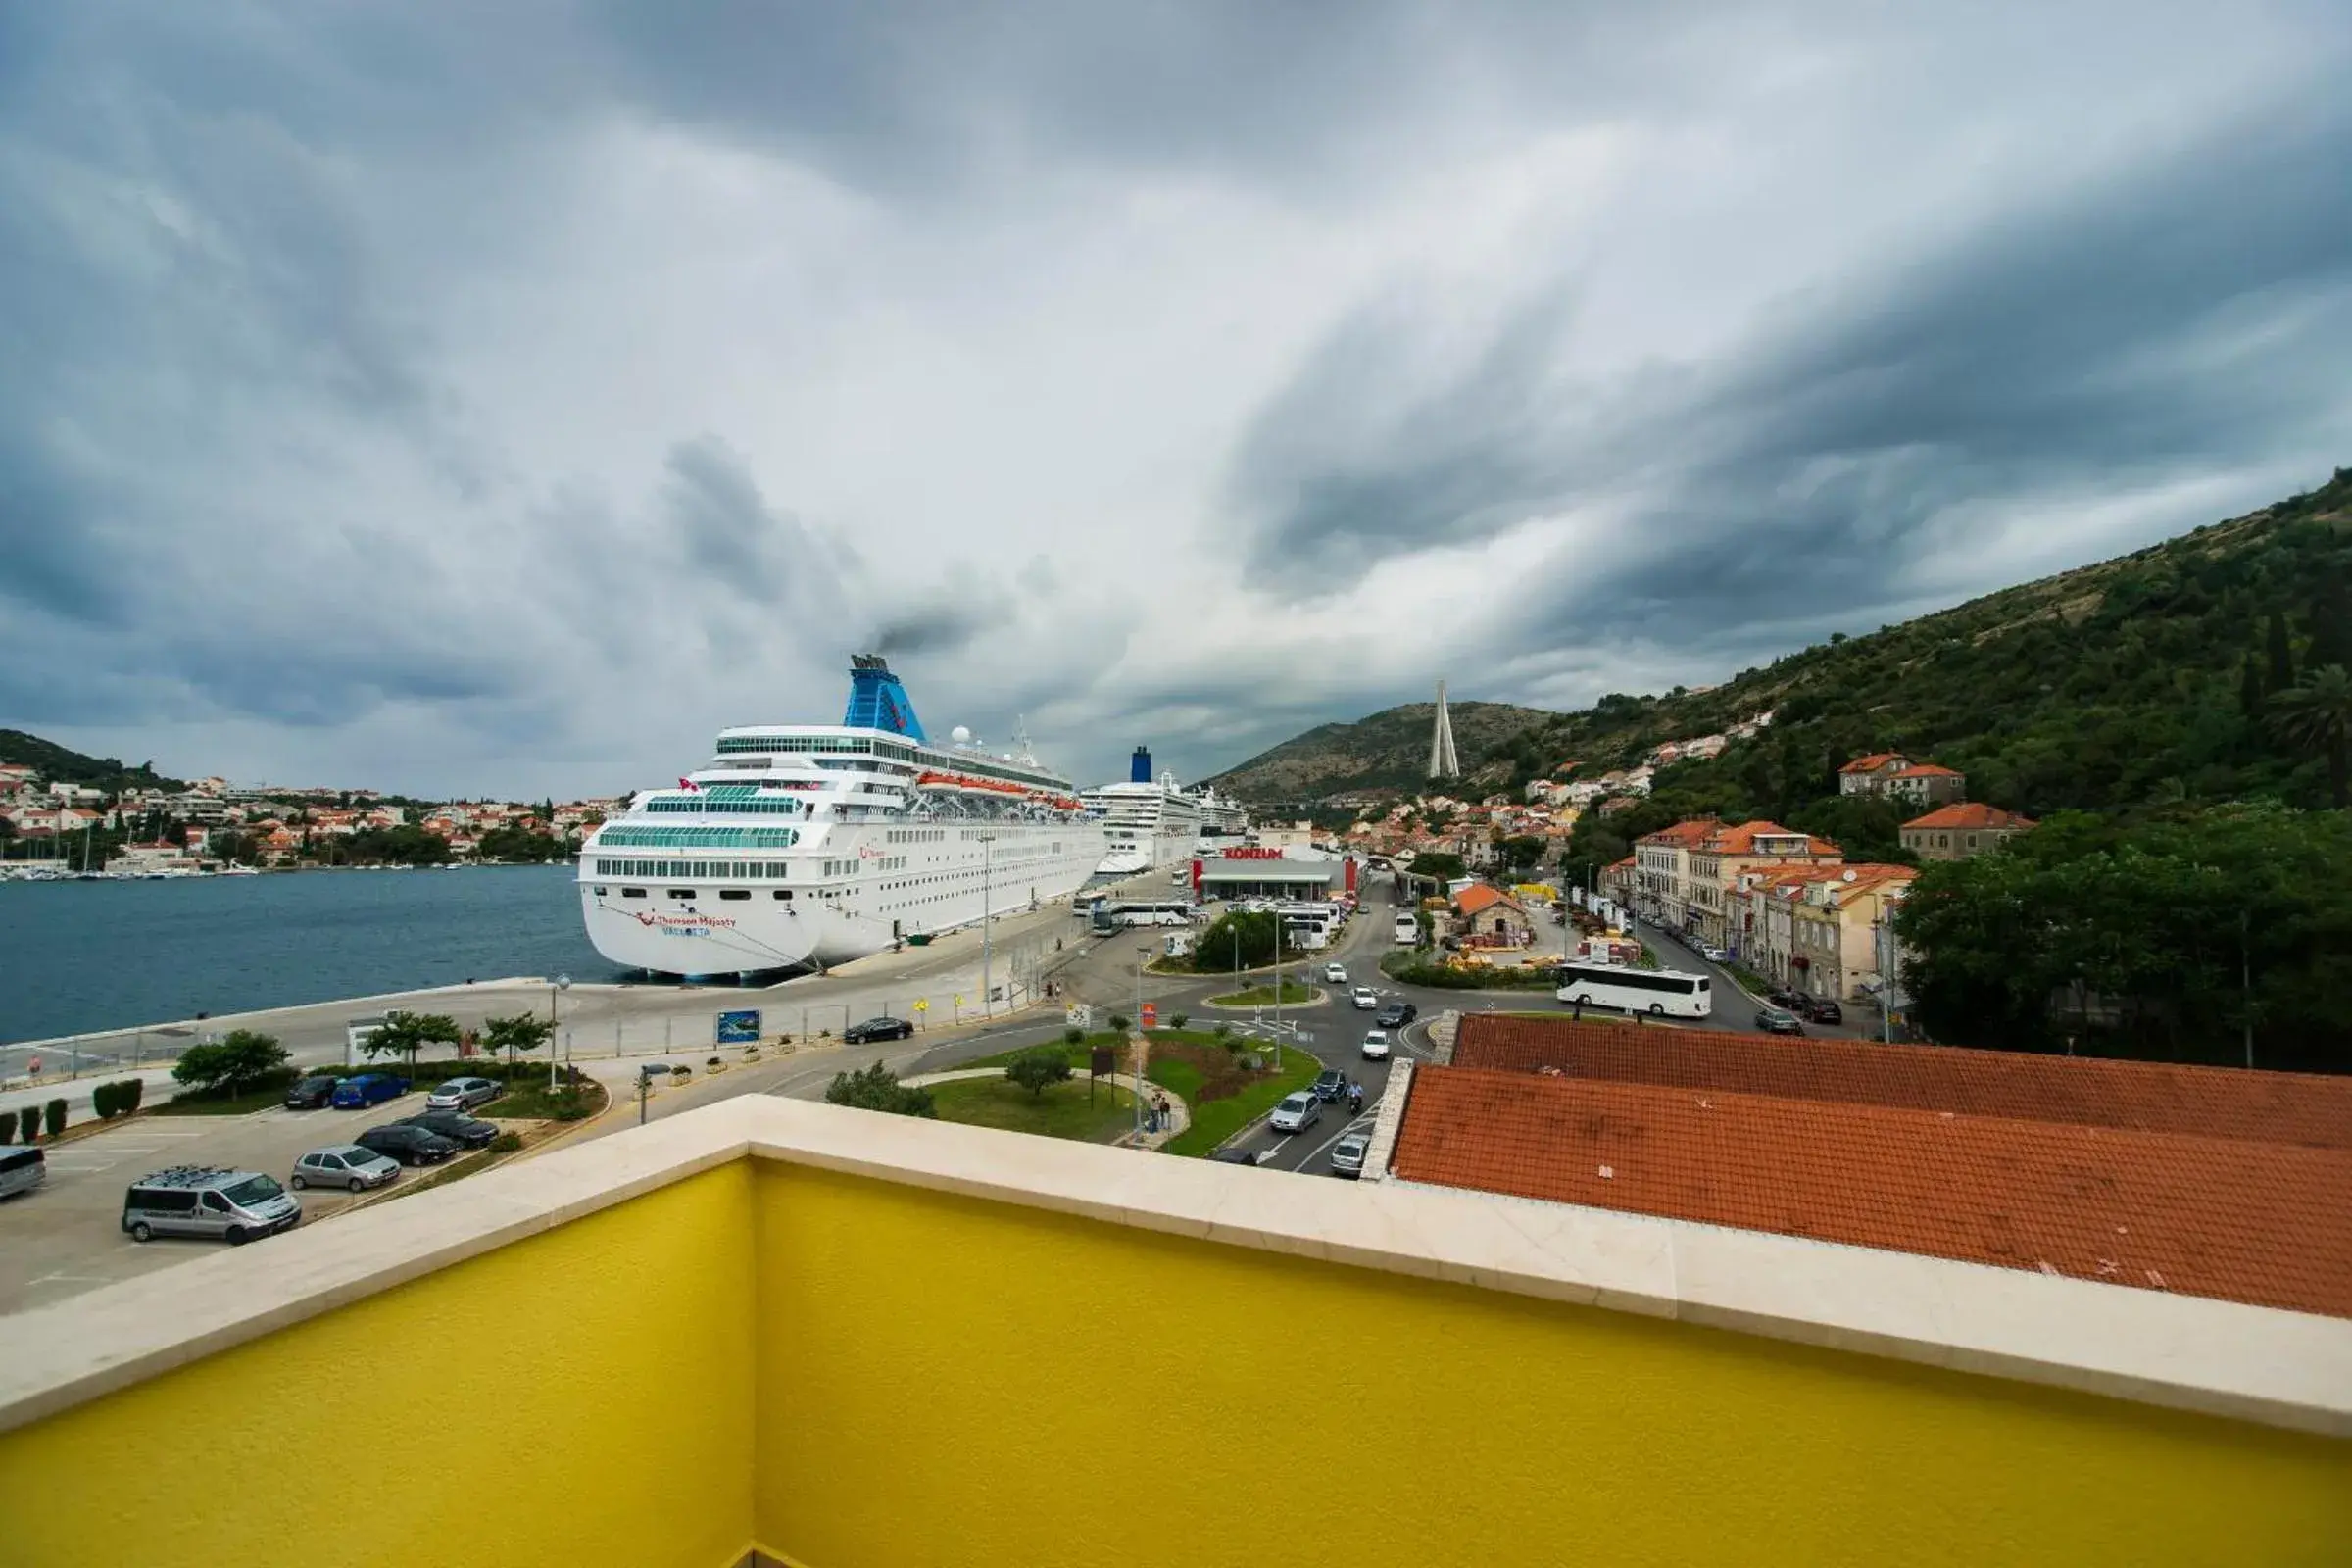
[577,656,1107,977]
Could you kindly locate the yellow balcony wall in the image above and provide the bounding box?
[1,1100,2346,1568]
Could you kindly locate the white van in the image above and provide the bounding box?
[1393,913,1419,945]
[0,1146,44,1200]
[122,1166,302,1245]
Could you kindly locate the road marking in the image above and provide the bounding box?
[1292,1106,1381,1169]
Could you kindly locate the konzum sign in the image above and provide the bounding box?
[1221,847,1284,859]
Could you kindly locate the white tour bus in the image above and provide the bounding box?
[1392,912,1419,945]
[1553,960,1713,1019]
[1091,900,1195,932]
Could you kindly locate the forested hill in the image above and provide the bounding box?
[1212,466,2352,848]
[1201,698,1556,803]
[0,730,185,795]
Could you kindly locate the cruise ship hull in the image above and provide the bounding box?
[580,823,1103,977]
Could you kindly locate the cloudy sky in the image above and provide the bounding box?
[5,2,2349,799]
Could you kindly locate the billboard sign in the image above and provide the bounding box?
[715,1009,761,1045]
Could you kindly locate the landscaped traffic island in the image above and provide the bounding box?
[924,1075,1138,1144]
[1203,979,1319,1007]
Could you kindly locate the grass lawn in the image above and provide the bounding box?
[481,1078,608,1122]
[152,1075,301,1116]
[1158,1041,1322,1158]
[957,1030,1131,1072]
[927,1075,1139,1144]
[1205,980,1317,1007]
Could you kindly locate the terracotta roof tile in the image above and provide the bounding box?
[1637,818,1721,847]
[1454,885,1515,916]
[1890,763,1963,778]
[1391,1063,2352,1319]
[1838,753,1906,773]
[1448,1015,2352,1149]
[1904,802,2036,831]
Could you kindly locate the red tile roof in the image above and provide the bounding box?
[1446,1016,2352,1149]
[1838,753,1906,773]
[1637,818,1720,847]
[1392,1061,2352,1319]
[1889,763,1963,778]
[1904,803,2036,832]
[1454,885,1518,917]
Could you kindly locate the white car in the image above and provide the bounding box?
[1269,1092,1321,1134]
[1323,962,1348,984]
[1360,1029,1391,1061]
[289,1144,401,1194]
[426,1076,503,1111]
[1351,987,1380,1010]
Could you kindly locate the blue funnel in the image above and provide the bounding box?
[844,655,927,741]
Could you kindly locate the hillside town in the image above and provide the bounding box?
[0,761,619,876]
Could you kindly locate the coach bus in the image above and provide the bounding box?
[1090,900,1196,934]
[1552,960,1713,1019]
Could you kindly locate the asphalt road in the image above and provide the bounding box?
[1628,920,1883,1042]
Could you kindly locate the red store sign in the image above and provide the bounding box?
[1220,847,1284,859]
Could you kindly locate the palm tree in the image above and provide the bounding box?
[2271,664,2352,808]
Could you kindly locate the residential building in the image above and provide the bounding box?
[1729,863,1850,988]
[1451,884,1536,950]
[1599,855,1635,912]
[1902,802,2037,861]
[1685,821,1842,952]
[1883,762,1967,808]
[1788,864,1916,1003]
[3,1095,2342,1564]
[1632,818,1717,926]
[1838,753,1911,795]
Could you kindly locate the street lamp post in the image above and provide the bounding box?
[977,832,998,1018]
[1135,945,1152,1140]
[550,974,571,1089]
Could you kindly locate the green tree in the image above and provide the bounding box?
[1062,1025,1086,1047]
[1407,851,1467,882]
[480,1012,555,1066]
[2266,610,2295,694]
[1004,1044,1074,1099]
[1192,909,1282,972]
[172,1029,292,1097]
[1495,835,1547,876]
[2238,655,2267,719]
[361,1010,461,1070]
[2271,665,2352,809]
[823,1061,937,1118]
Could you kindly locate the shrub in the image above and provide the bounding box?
[1004,1044,1074,1100]
[824,1061,937,1119]
[1169,1013,1189,1030]
[121,1077,144,1113]
[1108,1013,1132,1032]
[1213,1021,1233,1039]
[1062,1025,1085,1047]
[172,1030,292,1097]
[548,1087,592,1122]
[0,1109,16,1144]
[18,1107,36,1144]
[44,1098,68,1138]
[672,1066,693,1082]
[92,1082,118,1120]
[707,1056,723,1068]
[489,1131,524,1153]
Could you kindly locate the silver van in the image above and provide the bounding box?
[0,1146,44,1200]
[121,1166,302,1245]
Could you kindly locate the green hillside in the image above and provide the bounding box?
[0,730,185,795]
[1214,467,2352,855]
[1202,698,1555,803]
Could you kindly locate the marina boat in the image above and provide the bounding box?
[577,655,1107,978]
[1083,749,1211,878]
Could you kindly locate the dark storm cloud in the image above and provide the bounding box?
[1235,91,2352,663]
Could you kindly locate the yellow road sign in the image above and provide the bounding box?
[913,999,929,1012]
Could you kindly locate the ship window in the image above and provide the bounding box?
[773,890,789,899]
[720,889,751,901]
[622,888,647,899]
[593,886,608,896]
[668,889,695,900]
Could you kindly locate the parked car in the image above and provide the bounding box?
[1312,1069,1348,1102]
[1360,1029,1392,1061]
[121,1167,300,1245]
[329,1074,408,1109]
[1322,962,1348,984]
[1351,987,1379,1010]
[1269,1092,1321,1133]
[282,1074,340,1110]
[425,1076,504,1111]
[844,1016,915,1044]
[1700,946,1730,964]
[1753,1007,1807,1037]
[1330,1134,1369,1179]
[1374,1002,1418,1029]
[1794,995,1843,1025]
[354,1125,461,1166]
[290,1144,401,1193]
[1767,988,1803,1010]
[396,1110,498,1149]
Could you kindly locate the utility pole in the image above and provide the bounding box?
[550,974,570,1089]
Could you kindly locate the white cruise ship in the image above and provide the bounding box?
[577,656,1106,977]
[1083,749,1208,877]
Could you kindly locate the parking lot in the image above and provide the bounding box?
[0,1086,503,1315]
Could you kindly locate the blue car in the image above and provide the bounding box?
[330,1073,408,1109]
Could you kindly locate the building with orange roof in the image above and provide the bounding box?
[1386,1014,2352,1320]
[1685,820,1844,950]
[1788,863,1916,1004]
[1885,760,1967,808]
[1902,801,2037,861]
[1631,817,1718,927]
[1838,753,1910,794]
[1451,883,1536,948]
[1729,861,1852,986]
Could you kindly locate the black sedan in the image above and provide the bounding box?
[1374,1001,1418,1029]
[1753,1007,1807,1037]
[356,1124,462,1166]
[1311,1069,1349,1102]
[395,1110,499,1149]
[282,1074,340,1110]
[844,1016,915,1044]
[1797,996,1844,1025]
